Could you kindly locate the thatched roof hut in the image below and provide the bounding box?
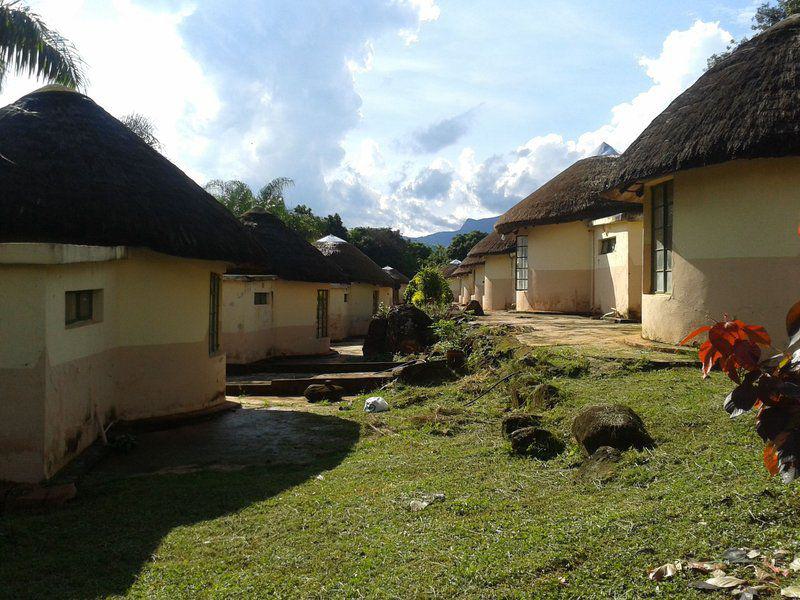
[609,15,800,192]
[232,208,348,283]
[0,87,266,265]
[441,260,461,278]
[452,254,484,276]
[382,266,410,284]
[314,235,394,286]
[466,231,516,257]
[495,156,641,235]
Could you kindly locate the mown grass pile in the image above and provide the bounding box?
[2,327,799,599]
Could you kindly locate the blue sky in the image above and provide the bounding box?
[1,0,759,235]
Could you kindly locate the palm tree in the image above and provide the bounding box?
[0,1,84,92]
[257,177,294,209]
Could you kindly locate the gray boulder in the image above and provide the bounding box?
[571,404,654,455]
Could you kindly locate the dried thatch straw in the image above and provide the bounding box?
[314,235,394,286]
[495,156,641,235]
[0,87,267,266]
[609,15,800,192]
[383,266,410,284]
[231,208,348,283]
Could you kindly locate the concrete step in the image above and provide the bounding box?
[227,360,401,376]
[226,372,394,397]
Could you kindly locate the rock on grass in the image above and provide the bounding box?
[571,404,654,455]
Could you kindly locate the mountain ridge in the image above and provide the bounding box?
[409,216,498,247]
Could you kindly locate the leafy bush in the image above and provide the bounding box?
[683,300,800,482]
[404,267,453,307]
[431,318,470,353]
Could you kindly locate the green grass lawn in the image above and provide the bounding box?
[2,342,800,599]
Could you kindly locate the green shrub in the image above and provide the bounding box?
[404,267,453,307]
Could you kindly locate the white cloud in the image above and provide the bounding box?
[330,19,733,236]
[0,0,221,183]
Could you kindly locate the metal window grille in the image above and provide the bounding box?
[515,235,529,291]
[209,273,221,354]
[651,181,673,293]
[317,289,329,338]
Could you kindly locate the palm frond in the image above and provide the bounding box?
[0,1,85,91]
[258,177,294,202]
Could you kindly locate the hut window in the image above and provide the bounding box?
[316,289,329,338]
[599,237,616,255]
[372,290,379,314]
[209,273,221,354]
[515,236,529,291]
[651,181,674,294]
[65,290,100,326]
[254,292,271,306]
[344,293,349,303]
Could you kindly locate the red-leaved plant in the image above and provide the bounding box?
[682,300,800,483]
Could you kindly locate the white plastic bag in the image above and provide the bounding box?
[364,396,389,413]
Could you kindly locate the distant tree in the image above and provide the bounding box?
[422,244,450,269]
[121,113,162,150]
[707,1,800,69]
[447,231,488,261]
[0,1,84,93]
[286,204,325,241]
[349,227,409,272]
[405,241,432,275]
[205,179,257,216]
[323,213,349,240]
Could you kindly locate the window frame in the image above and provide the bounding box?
[65,289,97,326]
[254,291,270,306]
[650,181,674,294]
[209,273,221,355]
[598,236,617,256]
[316,289,329,339]
[515,235,529,291]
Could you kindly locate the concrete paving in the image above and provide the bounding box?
[475,311,696,362]
[83,400,359,481]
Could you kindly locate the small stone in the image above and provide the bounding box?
[501,414,541,439]
[304,383,345,403]
[510,427,564,459]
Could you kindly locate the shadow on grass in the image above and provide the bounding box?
[0,409,359,599]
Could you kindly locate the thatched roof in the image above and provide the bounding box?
[495,156,642,235]
[314,235,394,286]
[466,231,516,257]
[231,209,348,283]
[383,266,410,284]
[442,260,461,278]
[609,15,800,192]
[0,87,266,265]
[452,254,484,276]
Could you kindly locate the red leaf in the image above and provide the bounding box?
[680,325,711,346]
[764,443,780,476]
[743,324,771,347]
[733,339,761,371]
